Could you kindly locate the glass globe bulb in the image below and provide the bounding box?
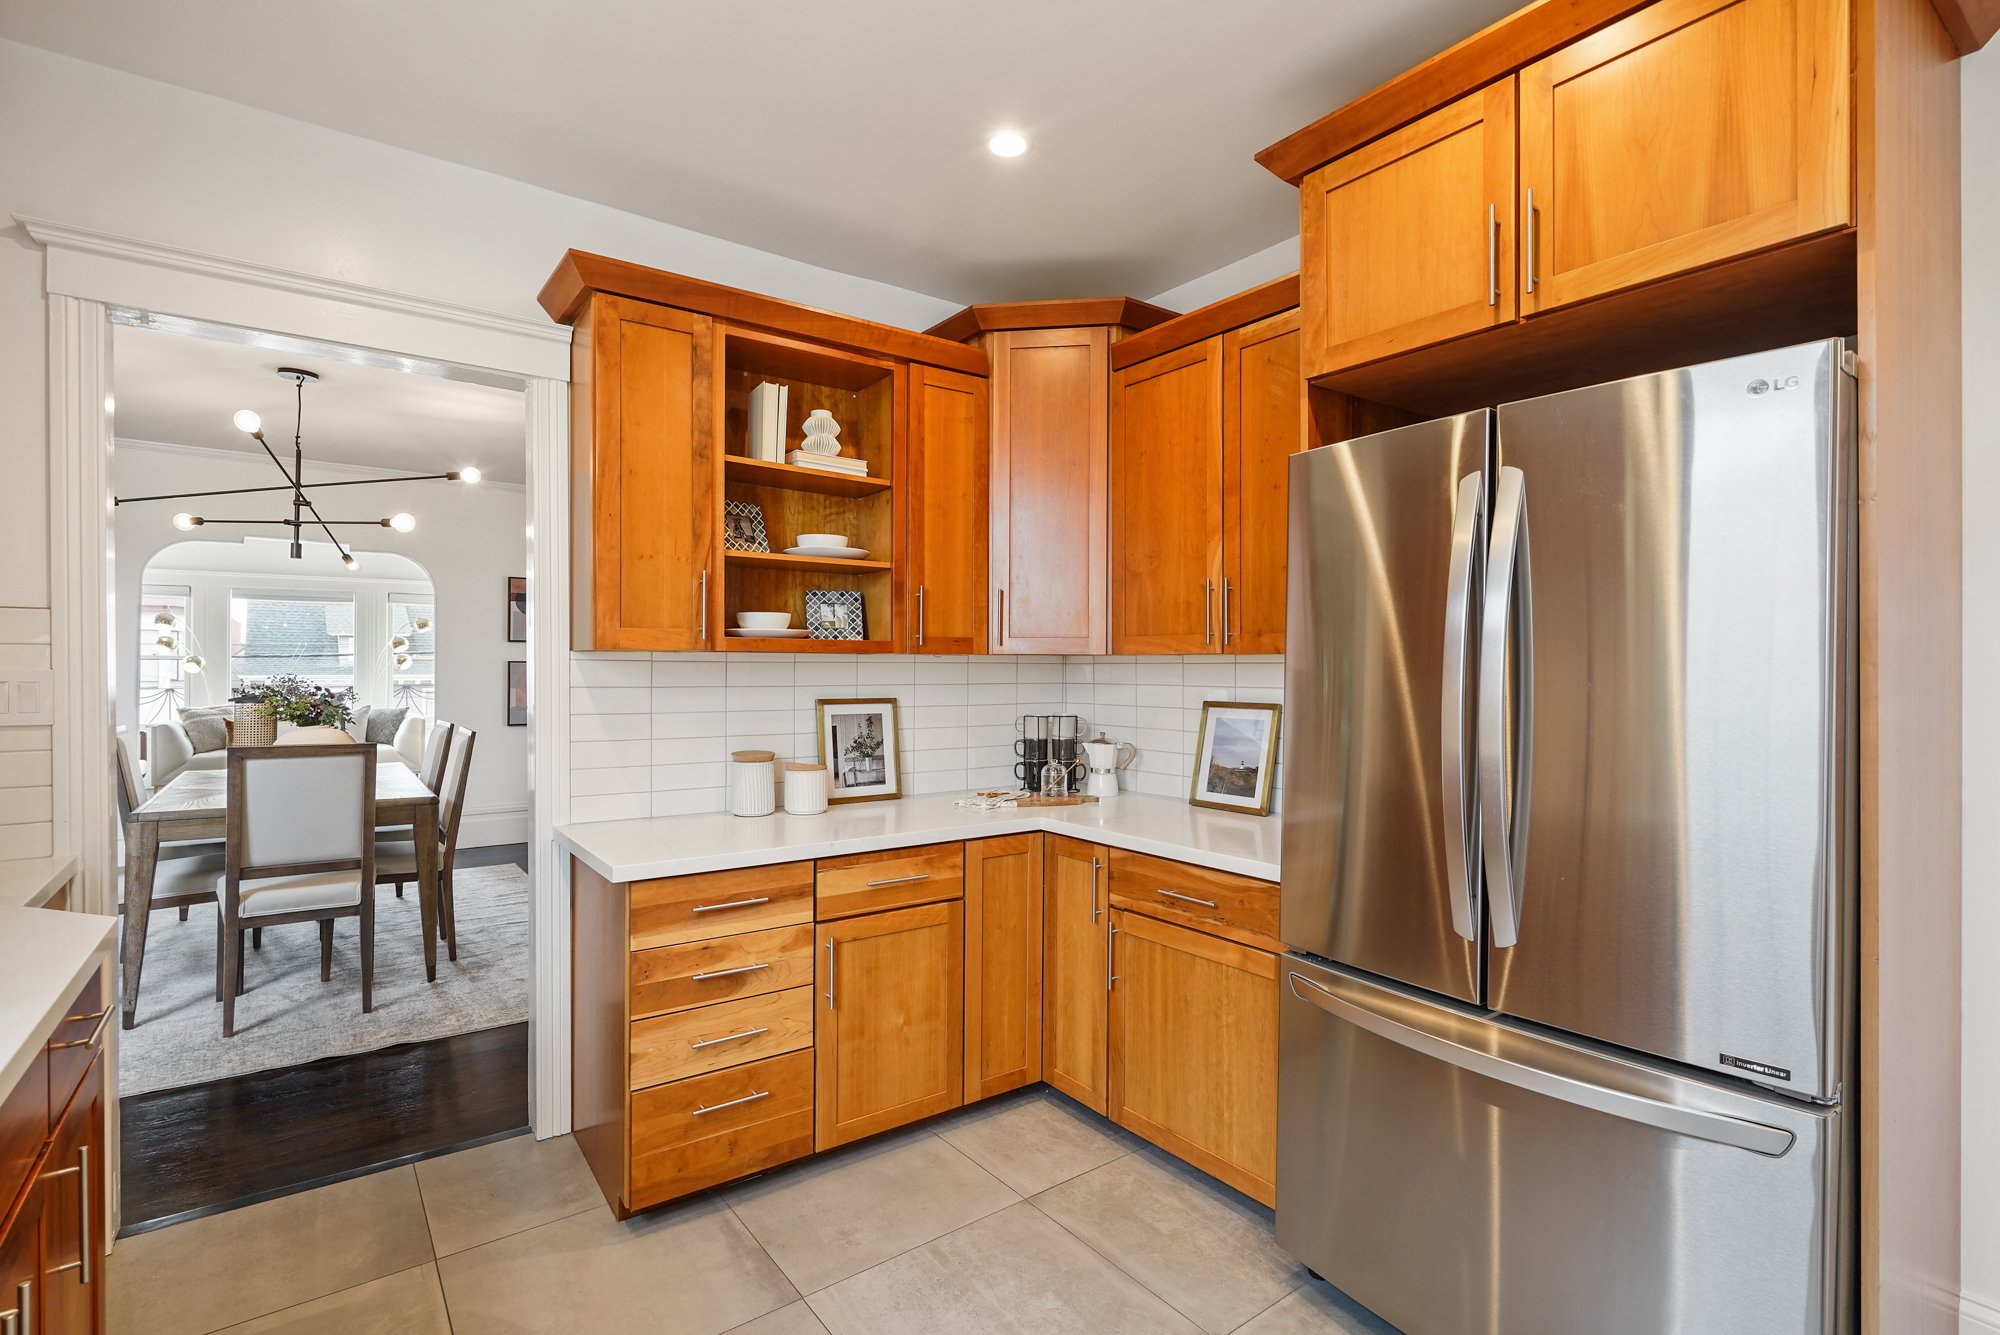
[182,655,204,674]
[394,653,412,670]
[391,635,409,651]
[412,616,432,632]
[341,552,359,570]
[152,611,177,627]
[233,409,261,434]
[154,634,177,651]
[389,512,416,533]
[458,466,481,484]
[172,512,198,531]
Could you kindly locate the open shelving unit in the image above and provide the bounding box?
[720,328,903,652]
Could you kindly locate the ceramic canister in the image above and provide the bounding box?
[783,761,830,815]
[730,749,777,817]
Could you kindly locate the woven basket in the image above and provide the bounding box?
[232,703,277,748]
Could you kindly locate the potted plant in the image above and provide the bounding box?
[240,675,358,732]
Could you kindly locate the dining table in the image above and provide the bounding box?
[121,762,443,1029]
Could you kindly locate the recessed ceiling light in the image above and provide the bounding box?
[987,131,1028,158]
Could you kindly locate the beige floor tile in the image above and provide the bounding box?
[934,1091,1132,1196]
[807,1201,1202,1335]
[108,1167,434,1335]
[725,1131,1019,1294]
[416,1131,603,1255]
[1032,1148,1305,1334]
[213,1263,451,1334]
[437,1195,796,1335]
[1231,1278,1406,1334]
[724,1300,830,1334]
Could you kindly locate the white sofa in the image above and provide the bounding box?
[147,711,426,789]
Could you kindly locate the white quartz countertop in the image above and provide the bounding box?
[0,853,79,910]
[0,901,115,1107]
[557,792,1283,884]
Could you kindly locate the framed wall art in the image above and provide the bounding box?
[815,697,901,802]
[723,499,771,553]
[507,576,527,643]
[507,659,527,726]
[1189,700,1281,815]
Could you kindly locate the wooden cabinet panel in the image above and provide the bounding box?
[45,972,105,1129]
[630,987,814,1090]
[1109,911,1278,1205]
[989,328,1110,654]
[0,1167,41,1335]
[816,901,964,1148]
[1042,835,1109,1113]
[1107,849,1281,951]
[629,924,816,1019]
[628,1050,814,1210]
[628,862,815,950]
[909,366,990,654]
[964,835,1043,1101]
[1222,311,1304,655]
[573,293,720,651]
[814,843,964,920]
[1111,339,1224,654]
[0,1047,46,1228]
[1301,81,1517,379]
[39,1056,103,1335]
[1520,0,1851,312]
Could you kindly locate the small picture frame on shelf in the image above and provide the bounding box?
[506,576,527,643]
[805,589,865,641]
[816,698,901,803]
[506,660,527,726]
[1189,700,1282,815]
[723,500,771,553]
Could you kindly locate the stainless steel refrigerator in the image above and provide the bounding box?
[1276,341,1856,1335]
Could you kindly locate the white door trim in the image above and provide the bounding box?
[25,216,575,1142]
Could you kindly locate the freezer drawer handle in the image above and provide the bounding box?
[1479,465,1534,949]
[1286,972,1795,1157]
[1154,888,1217,909]
[1440,470,1485,943]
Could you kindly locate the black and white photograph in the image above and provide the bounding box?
[805,588,865,640]
[722,498,771,552]
[815,697,900,803]
[1189,700,1280,815]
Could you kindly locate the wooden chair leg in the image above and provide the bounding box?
[319,919,334,981]
[441,867,457,961]
[221,925,239,1037]
[252,926,264,951]
[178,905,189,922]
[214,913,226,1004]
[235,930,248,997]
[360,892,375,1014]
[394,879,404,899]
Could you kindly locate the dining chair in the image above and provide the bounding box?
[114,731,226,923]
[376,725,474,962]
[389,720,454,900]
[215,744,377,1037]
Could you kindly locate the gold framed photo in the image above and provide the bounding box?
[815,697,902,803]
[1189,700,1282,815]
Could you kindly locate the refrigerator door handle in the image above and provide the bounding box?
[1440,470,1485,942]
[1479,465,1534,948]
[1285,972,1796,1157]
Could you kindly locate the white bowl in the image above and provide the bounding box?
[796,533,848,549]
[735,611,792,630]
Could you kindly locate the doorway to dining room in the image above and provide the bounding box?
[105,316,539,1232]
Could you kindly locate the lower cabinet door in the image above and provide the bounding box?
[964,834,1043,1101]
[39,1055,104,1335]
[1042,836,1109,1113]
[1109,910,1278,1205]
[816,901,964,1148]
[0,1171,41,1335]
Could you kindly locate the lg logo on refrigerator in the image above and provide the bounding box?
[1746,374,1802,395]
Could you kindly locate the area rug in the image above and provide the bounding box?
[118,863,531,1096]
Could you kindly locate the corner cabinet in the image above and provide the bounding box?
[907,367,991,654]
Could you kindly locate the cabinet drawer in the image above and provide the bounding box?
[630,924,816,1019]
[0,1047,47,1222]
[630,986,814,1090]
[816,843,964,919]
[629,1049,815,1208]
[1108,849,1279,949]
[46,969,108,1123]
[630,861,814,949]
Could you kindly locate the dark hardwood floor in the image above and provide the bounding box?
[120,843,532,1235]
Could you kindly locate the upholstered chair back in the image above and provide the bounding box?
[227,744,375,874]
[113,731,143,823]
[438,726,476,848]
[419,720,455,794]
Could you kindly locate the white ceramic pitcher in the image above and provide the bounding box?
[1081,733,1138,798]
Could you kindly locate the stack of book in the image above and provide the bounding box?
[785,450,868,477]
[745,382,788,462]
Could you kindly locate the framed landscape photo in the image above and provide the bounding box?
[816,697,901,803]
[506,576,528,643]
[507,660,527,726]
[1190,700,1281,815]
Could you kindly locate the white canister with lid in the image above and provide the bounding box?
[730,749,777,817]
[783,761,830,816]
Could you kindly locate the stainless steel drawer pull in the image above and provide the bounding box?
[690,962,771,982]
[1107,921,1118,990]
[1090,856,1102,923]
[40,1146,90,1284]
[864,873,931,888]
[1155,888,1217,909]
[49,1009,112,1051]
[690,1026,769,1051]
[691,896,770,914]
[693,1089,772,1117]
[4,1280,29,1335]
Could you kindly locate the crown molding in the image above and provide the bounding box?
[115,436,527,491]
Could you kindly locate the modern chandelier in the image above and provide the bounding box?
[113,366,482,569]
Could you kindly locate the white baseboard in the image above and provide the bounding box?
[459,803,529,849]
[1965,1291,2000,1335]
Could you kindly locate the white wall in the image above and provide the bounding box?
[1962,41,1999,1335]
[114,441,531,844]
[1148,235,1299,312]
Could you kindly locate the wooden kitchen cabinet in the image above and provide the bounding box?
[1042,835,1109,1113]
[1222,309,1303,654]
[815,900,964,1148]
[1109,910,1278,1205]
[1299,81,1517,379]
[39,1056,105,1335]
[571,292,719,652]
[1518,0,1851,314]
[0,1170,42,1335]
[1111,338,1224,653]
[908,366,990,653]
[988,328,1111,653]
[964,835,1043,1101]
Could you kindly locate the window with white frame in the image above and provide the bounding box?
[138,585,191,725]
[229,591,357,698]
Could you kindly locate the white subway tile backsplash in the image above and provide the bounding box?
[653,711,726,739]
[571,793,652,823]
[571,739,651,770]
[653,789,725,818]
[653,761,727,790]
[653,736,725,765]
[724,685,794,711]
[570,686,651,715]
[725,659,796,687]
[570,658,652,688]
[571,765,652,797]
[652,659,726,688]
[653,685,726,713]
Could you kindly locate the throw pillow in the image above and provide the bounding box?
[182,714,229,754]
[364,706,409,746]
[349,704,372,743]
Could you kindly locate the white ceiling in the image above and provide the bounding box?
[0,0,1519,302]
[147,537,432,586]
[113,325,527,483]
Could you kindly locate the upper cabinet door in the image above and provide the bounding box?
[1519,0,1851,313]
[989,328,1110,654]
[907,366,990,654]
[1222,310,1302,656]
[574,293,718,651]
[1300,81,1517,380]
[1111,338,1224,655]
